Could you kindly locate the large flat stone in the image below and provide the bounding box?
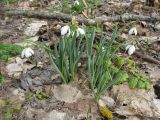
[42,110,70,120]
[52,85,82,103]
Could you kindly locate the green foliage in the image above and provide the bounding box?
[86,0,100,9]
[35,90,48,100]
[0,0,17,5]
[115,56,125,67]
[114,71,129,84]
[60,0,100,14]
[85,25,103,34]
[0,43,23,62]
[48,32,84,84]
[0,74,5,84]
[0,99,6,107]
[87,28,152,100]
[128,76,138,89]
[128,74,152,90]
[60,0,71,13]
[2,102,22,120]
[25,91,33,100]
[113,56,152,90]
[71,2,84,13]
[87,27,121,100]
[60,0,84,13]
[29,30,84,84]
[3,107,13,120]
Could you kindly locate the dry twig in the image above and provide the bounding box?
[0,8,160,25]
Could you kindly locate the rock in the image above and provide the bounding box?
[24,20,47,36]
[37,61,43,68]
[111,84,160,118]
[42,110,70,120]
[20,77,33,90]
[16,36,39,46]
[20,75,43,90]
[40,70,52,82]
[155,23,160,31]
[101,96,115,108]
[127,116,141,120]
[6,62,23,73]
[52,85,82,103]
[6,57,35,78]
[9,88,25,102]
[148,66,160,82]
[24,106,45,120]
[151,99,160,117]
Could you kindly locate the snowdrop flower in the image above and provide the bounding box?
[74,0,80,5]
[98,99,105,107]
[125,45,136,55]
[129,27,137,35]
[21,47,34,58]
[76,28,85,37]
[61,25,71,36]
[102,47,105,52]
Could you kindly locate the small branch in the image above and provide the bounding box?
[0,8,160,25]
[134,51,160,65]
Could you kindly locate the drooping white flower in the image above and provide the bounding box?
[74,0,80,5]
[102,47,105,52]
[61,25,71,36]
[21,47,34,58]
[125,45,136,55]
[129,27,137,35]
[76,28,85,37]
[98,99,106,107]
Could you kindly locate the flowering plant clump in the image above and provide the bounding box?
[23,24,152,120]
[86,27,121,100]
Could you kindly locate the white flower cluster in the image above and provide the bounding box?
[60,25,85,37]
[125,27,137,55]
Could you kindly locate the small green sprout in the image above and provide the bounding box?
[35,90,48,100]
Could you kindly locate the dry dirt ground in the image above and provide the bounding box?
[0,0,160,120]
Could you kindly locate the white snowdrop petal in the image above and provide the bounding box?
[74,0,80,5]
[28,48,34,54]
[25,51,32,58]
[102,47,105,52]
[134,28,137,35]
[129,27,137,35]
[21,49,27,58]
[61,25,70,36]
[125,45,132,51]
[77,28,85,35]
[128,45,135,55]
[24,49,30,58]
[67,27,71,36]
[21,47,34,58]
[98,99,105,107]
